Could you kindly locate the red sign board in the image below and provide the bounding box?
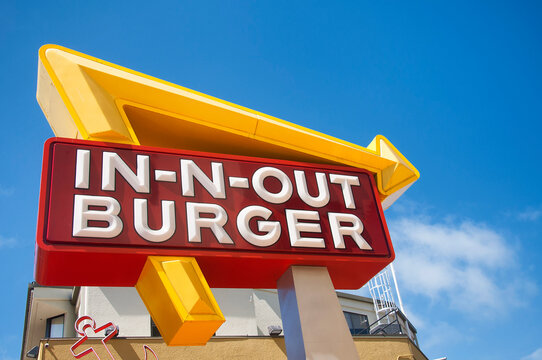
[36,138,394,289]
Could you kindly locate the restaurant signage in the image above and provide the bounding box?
[36,138,394,289]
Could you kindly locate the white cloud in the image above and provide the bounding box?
[399,306,425,329]
[0,236,17,249]
[522,348,542,360]
[517,208,542,222]
[420,321,467,352]
[388,213,536,316]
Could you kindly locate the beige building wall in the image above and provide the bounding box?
[37,336,427,360]
[339,292,379,325]
[24,286,423,359]
[253,289,284,336]
[22,287,76,358]
[77,287,151,337]
[212,288,259,336]
[72,287,375,338]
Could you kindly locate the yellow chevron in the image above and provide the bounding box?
[37,44,419,207]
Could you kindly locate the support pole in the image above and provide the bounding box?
[277,266,359,360]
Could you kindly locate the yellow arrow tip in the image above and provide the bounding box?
[370,135,420,195]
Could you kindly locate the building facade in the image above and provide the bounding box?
[21,283,425,359]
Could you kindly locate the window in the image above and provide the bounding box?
[343,311,369,335]
[45,315,65,338]
[150,318,161,337]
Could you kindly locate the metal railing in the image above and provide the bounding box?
[352,308,418,346]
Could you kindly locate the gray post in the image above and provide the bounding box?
[277,266,359,360]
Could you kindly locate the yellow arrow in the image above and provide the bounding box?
[37,44,419,207]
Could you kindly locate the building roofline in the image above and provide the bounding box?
[20,283,33,360]
[336,291,373,304]
[27,281,74,290]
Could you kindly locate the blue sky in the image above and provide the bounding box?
[1,1,541,359]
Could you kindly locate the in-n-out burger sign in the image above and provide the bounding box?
[36,138,394,289]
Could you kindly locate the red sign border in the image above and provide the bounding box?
[35,138,394,289]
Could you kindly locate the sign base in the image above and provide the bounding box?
[277,266,359,359]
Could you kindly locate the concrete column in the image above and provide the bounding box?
[277,266,359,360]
